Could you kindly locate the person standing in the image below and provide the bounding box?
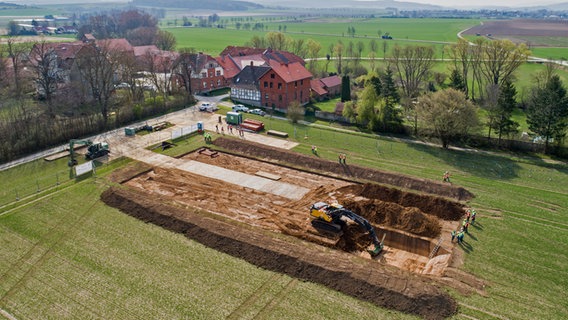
[451,230,456,243]
[471,210,477,225]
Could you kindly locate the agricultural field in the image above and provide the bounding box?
[0,112,567,319]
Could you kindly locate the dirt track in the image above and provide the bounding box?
[101,140,476,318]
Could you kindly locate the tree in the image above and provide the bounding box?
[5,37,30,97]
[125,26,157,46]
[334,41,343,75]
[306,39,321,74]
[266,32,288,50]
[172,48,197,104]
[448,69,467,93]
[479,40,529,88]
[287,100,304,123]
[390,44,435,134]
[381,67,399,106]
[341,75,351,102]
[446,39,471,98]
[356,85,380,130]
[526,74,568,154]
[492,80,519,144]
[74,43,117,126]
[416,88,479,149]
[29,41,62,108]
[155,29,176,51]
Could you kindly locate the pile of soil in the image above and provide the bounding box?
[339,198,441,238]
[213,137,474,201]
[340,183,465,221]
[101,187,457,319]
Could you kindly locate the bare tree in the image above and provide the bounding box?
[389,45,435,133]
[172,48,197,104]
[74,43,118,126]
[446,39,471,98]
[479,39,529,88]
[29,40,62,108]
[5,36,30,97]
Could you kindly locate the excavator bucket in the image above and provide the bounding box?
[367,244,383,257]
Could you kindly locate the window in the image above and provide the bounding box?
[278,83,282,90]
[301,80,303,85]
[270,82,273,88]
[217,79,221,86]
[294,81,297,87]
[264,81,268,88]
[201,72,207,78]
[270,73,275,79]
[203,82,207,88]
[278,95,282,101]
[265,93,269,99]
[216,70,221,76]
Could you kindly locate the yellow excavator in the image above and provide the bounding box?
[310,202,384,256]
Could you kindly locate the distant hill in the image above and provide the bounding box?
[132,0,263,11]
[251,0,442,10]
[0,2,25,8]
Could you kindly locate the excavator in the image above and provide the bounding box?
[310,202,385,256]
[68,139,110,166]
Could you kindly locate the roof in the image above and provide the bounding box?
[215,55,241,80]
[268,59,312,83]
[310,79,327,96]
[95,38,134,54]
[133,45,160,57]
[232,65,271,90]
[219,46,305,64]
[30,41,84,61]
[320,75,341,88]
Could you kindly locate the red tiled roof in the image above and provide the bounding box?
[320,75,341,88]
[268,59,312,83]
[215,55,241,80]
[310,79,327,96]
[95,38,134,54]
[133,45,160,57]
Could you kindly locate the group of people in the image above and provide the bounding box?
[451,208,477,244]
[215,124,246,138]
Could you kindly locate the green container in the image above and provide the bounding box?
[226,112,243,125]
[125,127,136,136]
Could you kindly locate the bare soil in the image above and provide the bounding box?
[464,20,568,46]
[101,140,478,318]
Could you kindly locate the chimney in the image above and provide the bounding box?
[250,61,253,67]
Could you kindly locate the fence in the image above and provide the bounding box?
[171,124,199,140]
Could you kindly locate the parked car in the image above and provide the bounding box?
[199,102,218,112]
[232,104,249,113]
[250,108,266,116]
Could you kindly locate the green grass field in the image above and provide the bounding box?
[1,117,566,319]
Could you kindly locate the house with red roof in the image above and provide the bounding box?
[310,75,342,101]
[223,46,312,112]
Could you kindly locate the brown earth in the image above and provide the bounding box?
[101,143,477,318]
[212,137,474,201]
[463,19,568,46]
[101,187,458,319]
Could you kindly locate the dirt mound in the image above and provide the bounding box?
[101,187,457,319]
[213,137,474,201]
[339,198,441,238]
[340,183,465,221]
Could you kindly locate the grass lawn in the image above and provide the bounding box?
[1,117,567,319]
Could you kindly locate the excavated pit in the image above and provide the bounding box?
[102,145,474,318]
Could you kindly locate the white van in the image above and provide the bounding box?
[232,104,249,113]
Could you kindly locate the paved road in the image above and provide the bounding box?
[0,94,297,171]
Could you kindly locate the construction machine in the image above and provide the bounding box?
[68,139,110,166]
[310,202,384,256]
